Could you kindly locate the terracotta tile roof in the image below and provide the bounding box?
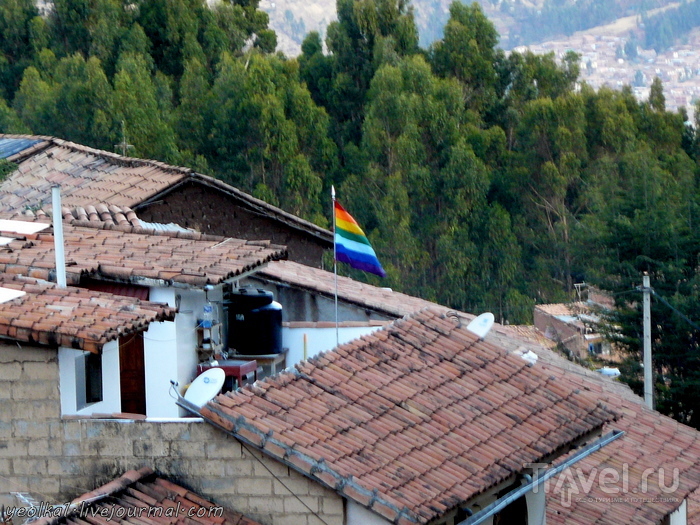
[0,136,189,210]
[531,343,700,524]
[62,204,142,227]
[257,260,639,403]
[0,218,287,287]
[12,205,142,227]
[255,261,700,523]
[0,274,175,353]
[30,467,262,525]
[535,302,586,317]
[0,134,332,245]
[505,325,557,349]
[198,309,618,524]
[545,398,700,524]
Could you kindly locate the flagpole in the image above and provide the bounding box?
[332,186,339,347]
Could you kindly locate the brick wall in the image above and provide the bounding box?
[0,342,343,525]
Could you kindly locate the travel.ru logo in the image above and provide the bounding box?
[526,463,681,508]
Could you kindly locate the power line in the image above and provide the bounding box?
[240,442,332,525]
[648,288,700,332]
[616,285,700,332]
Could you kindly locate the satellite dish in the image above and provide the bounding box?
[597,367,621,377]
[184,368,225,407]
[466,312,495,339]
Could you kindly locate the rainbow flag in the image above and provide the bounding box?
[334,201,386,277]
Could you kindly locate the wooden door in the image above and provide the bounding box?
[119,333,146,415]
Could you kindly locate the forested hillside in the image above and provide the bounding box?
[266,0,679,56]
[502,0,668,48]
[2,0,700,426]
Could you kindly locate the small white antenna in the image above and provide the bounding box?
[466,312,495,339]
[114,120,134,156]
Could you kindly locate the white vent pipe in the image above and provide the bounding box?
[52,186,67,288]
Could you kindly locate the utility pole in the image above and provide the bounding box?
[643,273,653,410]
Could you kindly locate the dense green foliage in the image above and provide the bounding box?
[643,0,700,52]
[2,0,700,425]
[0,159,16,180]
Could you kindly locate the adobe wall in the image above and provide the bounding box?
[135,182,329,268]
[533,309,587,357]
[0,342,343,525]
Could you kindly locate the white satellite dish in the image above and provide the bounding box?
[597,367,621,378]
[466,312,495,339]
[184,368,225,407]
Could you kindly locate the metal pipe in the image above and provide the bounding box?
[643,274,653,410]
[332,185,338,348]
[459,430,625,525]
[52,186,67,288]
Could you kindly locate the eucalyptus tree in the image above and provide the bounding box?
[112,51,180,162]
[0,0,42,98]
[203,52,333,223]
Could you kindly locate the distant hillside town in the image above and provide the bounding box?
[521,27,700,121]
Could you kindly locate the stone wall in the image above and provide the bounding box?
[0,342,344,525]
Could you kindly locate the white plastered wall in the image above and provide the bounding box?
[58,340,120,416]
[346,501,391,525]
[669,499,687,525]
[143,286,180,417]
[526,483,546,525]
[282,325,382,367]
[146,285,224,417]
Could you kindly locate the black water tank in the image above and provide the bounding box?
[227,288,283,355]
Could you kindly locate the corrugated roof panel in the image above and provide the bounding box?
[0,138,41,159]
[138,220,191,232]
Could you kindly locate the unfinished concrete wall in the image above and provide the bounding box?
[0,342,343,525]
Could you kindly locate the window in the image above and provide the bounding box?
[76,352,103,410]
[588,342,603,355]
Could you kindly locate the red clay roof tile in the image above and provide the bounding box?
[0,135,332,244]
[0,274,174,352]
[0,219,286,285]
[27,467,262,525]
[197,309,617,524]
